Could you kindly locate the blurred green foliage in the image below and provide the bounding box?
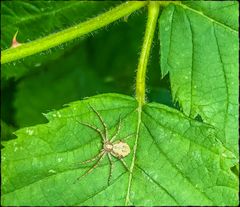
[1,2,238,205]
[1,1,173,139]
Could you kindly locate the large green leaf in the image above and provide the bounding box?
[2,94,238,205]
[159,2,238,155]
[1,1,118,79]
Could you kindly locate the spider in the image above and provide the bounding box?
[74,104,133,185]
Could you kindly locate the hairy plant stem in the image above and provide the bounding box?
[125,2,160,205]
[1,1,147,64]
[135,1,160,107]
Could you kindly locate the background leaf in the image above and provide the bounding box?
[159,2,238,155]
[2,94,238,205]
[1,120,16,142]
[11,8,173,128]
[1,1,119,79]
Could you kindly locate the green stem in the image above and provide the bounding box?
[135,1,160,106]
[126,3,160,204]
[1,1,147,64]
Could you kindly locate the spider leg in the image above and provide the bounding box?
[110,152,130,172]
[110,117,121,142]
[74,150,104,166]
[76,120,106,142]
[74,152,106,184]
[119,133,135,142]
[120,158,130,172]
[107,154,114,186]
[88,104,108,139]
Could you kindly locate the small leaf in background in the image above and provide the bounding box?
[159,2,238,155]
[1,1,119,79]
[1,120,16,142]
[2,94,238,205]
[1,78,16,129]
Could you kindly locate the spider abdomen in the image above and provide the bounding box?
[112,141,130,158]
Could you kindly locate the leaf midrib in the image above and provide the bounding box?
[125,105,142,205]
[178,2,238,33]
[2,2,82,30]
[212,24,229,144]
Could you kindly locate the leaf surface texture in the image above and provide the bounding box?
[159,2,238,155]
[2,94,238,205]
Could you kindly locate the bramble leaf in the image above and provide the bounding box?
[159,2,238,155]
[2,94,238,205]
[1,1,118,79]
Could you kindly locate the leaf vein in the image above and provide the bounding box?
[2,2,81,30]
[142,121,213,204]
[75,172,127,205]
[143,109,219,155]
[136,164,179,205]
[185,10,194,116]
[212,23,228,144]
[179,3,238,33]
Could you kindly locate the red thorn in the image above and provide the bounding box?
[11,30,22,48]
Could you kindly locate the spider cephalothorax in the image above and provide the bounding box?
[75,104,133,185]
[104,141,113,152]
